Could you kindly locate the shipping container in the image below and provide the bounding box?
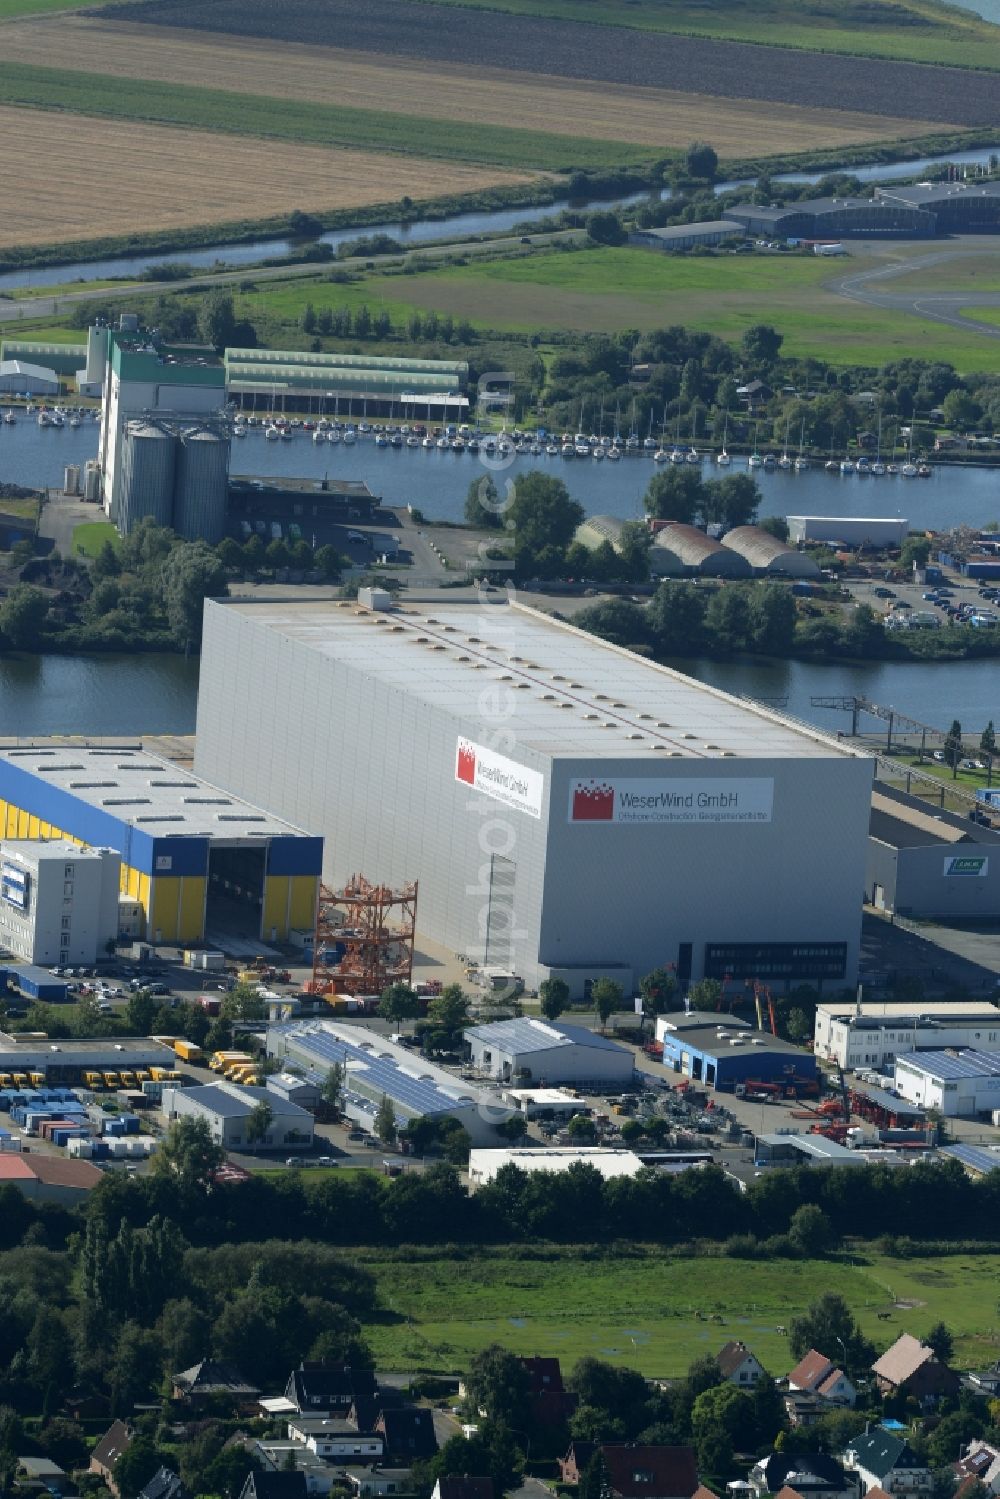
[172,1040,204,1064]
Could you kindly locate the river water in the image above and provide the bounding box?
[3,146,999,295]
[3,418,999,530]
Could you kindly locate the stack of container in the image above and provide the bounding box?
[101,1113,142,1138]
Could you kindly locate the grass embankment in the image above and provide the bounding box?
[72,522,119,559]
[416,0,1000,69]
[0,496,40,523]
[0,62,652,172]
[231,246,1000,372]
[358,1244,1000,1374]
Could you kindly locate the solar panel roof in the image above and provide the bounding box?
[897,1048,1000,1081]
[944,1143,1000,1174]
[465,1017,627,1055]
[278,1022,489,1117]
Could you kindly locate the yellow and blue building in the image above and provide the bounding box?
[0,744,321,944]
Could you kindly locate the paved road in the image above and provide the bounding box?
[825,244,1000,339]
[0,228,584,324]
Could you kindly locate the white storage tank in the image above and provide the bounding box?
[174,426,229,543]
[118,420,175,535]
[63,463,81,496]
[83,460,102,503]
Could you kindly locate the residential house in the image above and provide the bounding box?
[871,1335,959,1405]
[749,1454,855,1499]
[782,1390,826,1429]
[376,1408,438,1462]
[717,1342,766,1387]
[519,1357,578,1427]
[252,1443,337,1495]
[432,1480,494,1499]
[283,1364,379,1417]
[787,1351,857,1408]
[90,1421,132,1497]
[967,1367,1000,1398]
[954,1440,1000,1496]
[171,1360,260,1410]
[238,1474,309,1499]
[346,1470,414,1498]
[286,1416,384,1463]
[843,1430,932,1498]
[137,1470,188,1499]
[599,1445,699,1499]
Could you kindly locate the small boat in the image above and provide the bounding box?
[593,446,605,460]
[2,411,15,424]
[562,443,574,457]
[546,442,559,456]
[686,448,700,465]
[391,434,403,448]
[793,418,809,471]
[69,415,81,428]
[762,452,776,469]
[451,438,465,452]
[342,428,357,445]
[530,442,542,456]
[748,452,763,469]
[374,433,388,448]
[575,442,589,457]
[654,448,668,463]
[436,436,449,449]
[778,415,792,469]
[901,461,918,478]
[313,430,328,444]
[406,436,421,448]
[840,458,854,474]
[468,438,480,453]
[279,426,292,441]
[871,461,885,477]
[716,449,731,467]
[264,426,280,441]
[917,463,932,478]
[37,411,51,427]
[606,447,621,462]
[824,459,838,473]
[856,458,871,475]
[328,431,341,444]
[886,462,899,475]
[233,424,247,438]
[422,436,435,449]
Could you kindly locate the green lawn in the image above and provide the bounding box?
[413,0,1000,69]
[358,1246,1000,1375]
[961,306,1000,328]
[0,62,656,172]
[0,495,39,523]
[242,247,1000,372]
[72,521,118,558]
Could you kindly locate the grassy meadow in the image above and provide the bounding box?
[359,1245,1000,1375]
[72,521,119,558]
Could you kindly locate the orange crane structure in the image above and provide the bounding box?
[306,874,417,997]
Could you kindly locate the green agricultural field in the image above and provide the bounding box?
[245,248,1000,372]
[416,0,1000,70]
[960,306,1000,329]
[0,62,657,172]
[72,521,119,558]
[358,1246,1000,1375]
[0,0,104,15]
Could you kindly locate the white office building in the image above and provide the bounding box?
[161,1081,314,1152]
[194,596,873,997]
[894,1049,1000,1117]
[0,840,120,966]
[468,1146,645,1187]
[814,1000,1000,1070]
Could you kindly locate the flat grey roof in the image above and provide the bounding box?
[662,1023,806,1058]
[757,1133,861,1161]
[174,1082,313,1119]
[943,1142,1000,1175]
[465,1017,630,1056]
[636,220,743,239]
[820,1000,1000,1020]
[0,743,307,838]
[213,599,859,763]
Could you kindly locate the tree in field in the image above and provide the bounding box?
[379,982,421,1031]
[788,1292,873,1373]
[0,585,49,649]
[152,1115,225,1192]
[925,1320,954,1364]
[92,538,122,579]
[374,1093,397,1145]
[506,473,584,571]
[425,984,470,1048]
[639,967,679,1030]
[981,721,996,756]
[643,466,705,524]
[741,324,783,366]
[758,515,790,542]
[539,977,570,1023]
[566,1112,596,1142]
[592,977,623,1032]
[464,1344,532,1429]
[199,290,237,352]
[748,584,796,655]
[321,1062,345,1115]
[216,537,244,573]
[687,977,723,1011]
[943,719,965,776]
[704,473,761,530]
[788,1203,831,1257]
[648,580,707,654]
[313,544,344,581]
[114,1439,169,1499]
[245,1100,273,1148]
[900,534,931,571]
[705,585,751,653]
[586,210,626,246]
[160,541,228,647]
[465,475,503,529]
[686,141,718,180]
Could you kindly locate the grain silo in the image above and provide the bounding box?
[173,426,229,543]
[118,420,175,535]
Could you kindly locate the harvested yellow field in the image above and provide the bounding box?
[0,104,531,250]
[1,16,960,154]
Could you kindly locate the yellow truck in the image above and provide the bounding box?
[29,1072,45,1088]
[12,1073,28,1089]
[118,1070,136,1089]
[84,1071,104,1090]
[172,1039,205,1065]
[102,1071,119,1089]
[0,1073,12,1088]
[210,1050,253,1073]
[133,1069,150,1084]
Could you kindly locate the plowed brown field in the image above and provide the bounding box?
[0,105,531,250]
[0,17,957,155]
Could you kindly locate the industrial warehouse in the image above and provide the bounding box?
[465,1017,635,1086]
[267,1020,511,1143]
[655,1010,820,1093]
[0,744,322,944]
[193,595,874,996]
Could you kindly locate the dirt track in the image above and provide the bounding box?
[97,0,992,125]
[1,16,953,157]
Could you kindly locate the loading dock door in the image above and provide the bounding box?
[485,856,516,967]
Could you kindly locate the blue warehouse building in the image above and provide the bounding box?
[0,744,322,944]
[656,1011,819,1092]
